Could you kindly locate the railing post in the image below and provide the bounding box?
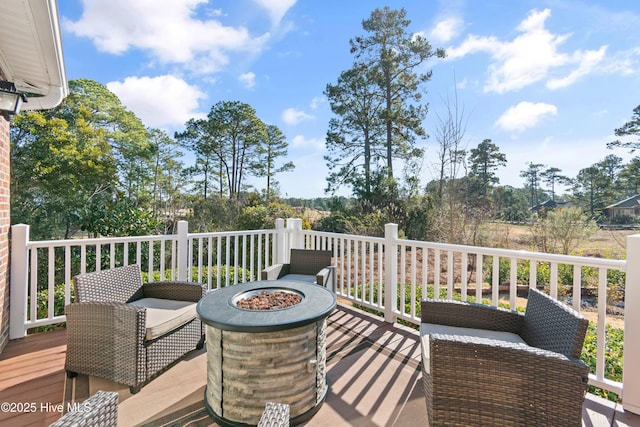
[10,224,29,339]
[623,234,640,414]
[177,220,188,281]
[275,218,286,264]
[384,223,398,323]
[288,218,304,253]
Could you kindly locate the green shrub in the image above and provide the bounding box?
[582,323,623,401]
[28,283,72,333]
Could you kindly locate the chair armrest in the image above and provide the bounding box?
[65,302,146,385]
[50,390,119,426]
[143,281,205,301]
[316,267,330,286]
[261,264,290,280]
[421,299,523,333]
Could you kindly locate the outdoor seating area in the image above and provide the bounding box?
[0,303,638,426]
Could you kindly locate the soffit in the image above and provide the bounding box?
[0,0,68,110]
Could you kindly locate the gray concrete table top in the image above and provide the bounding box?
[196,280,337,332]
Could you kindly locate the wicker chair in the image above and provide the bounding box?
[65,264,205,394]
[49,390,118,426]
[261,249,334,290]
[420,288,589,426]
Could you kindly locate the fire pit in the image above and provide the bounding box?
[196,280,336,426]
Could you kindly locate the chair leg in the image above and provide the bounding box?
[66,370,78,378]
[129,385,141,394]
[196,335,205,350]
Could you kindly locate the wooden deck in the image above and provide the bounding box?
[1,304,639,426]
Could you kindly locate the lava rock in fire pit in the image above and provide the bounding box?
[236,290,302,310]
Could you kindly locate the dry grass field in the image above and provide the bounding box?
[485,222,636,329]
[485,222,636,260]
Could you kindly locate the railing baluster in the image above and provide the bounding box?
[447,250,453,300]
[492,256,499,306]
[461,251,468,301]
[510,257,517,309]
[550,262,558,299]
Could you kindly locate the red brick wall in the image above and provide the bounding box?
[0,115,9,352]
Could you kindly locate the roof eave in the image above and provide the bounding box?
[0,0,68,111]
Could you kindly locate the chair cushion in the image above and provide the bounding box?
[278,274,317,284]
[128,298,197,340]
[420,323,526,374]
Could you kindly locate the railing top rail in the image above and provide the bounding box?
[27,233,177,248]
[304,229,385,243]
[187,229,277,239]
[398,237,626,270]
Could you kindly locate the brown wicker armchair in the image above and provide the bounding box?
[65,264,205,394]
[420,288,589,426]
[261,249,334,290]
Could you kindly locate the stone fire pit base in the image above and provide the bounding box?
[196,281,336,427]
[204,320,327,426]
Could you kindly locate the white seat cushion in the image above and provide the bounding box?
[420,323,526,374]
[279,274,317,284]
[128,298,197,340]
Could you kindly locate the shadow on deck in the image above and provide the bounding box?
[1,304,638,426]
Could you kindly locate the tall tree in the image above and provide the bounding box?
[11,110,117,239]
[520,162,546,208]
[468,139,507,200]
[324,63,386,200]
[619,157,640,195]
[254,124,294,200]
[433,85,469,206]
[350,6,445,180]
[175,118,221,200]
[60,79,152,203]
[572,165,609,214]
[607,105,640,152]
[10,79,155,239]
[148,128,187,220]
[540,167,570,201]
[208,101,267,200]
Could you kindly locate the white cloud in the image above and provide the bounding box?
[291,134,325,151]
[107,75,207,129]
[430,17,463,43]
[282,108,313,125]
[310,96,325,110]
[446,8,608,93]
[238,72,256,89]
[64,0,270,73]
[495,101,557,132]
[252,0,296,26]
[547,46,607,89]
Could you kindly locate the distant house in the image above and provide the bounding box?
[602,195,640,223]
[529,199,567,213]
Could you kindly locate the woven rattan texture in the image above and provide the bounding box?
[49,390,118,427]
[289,249,332,275]
[257,402,290,427]
[521,288,589,359]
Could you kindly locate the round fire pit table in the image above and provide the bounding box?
[197,280,336,427]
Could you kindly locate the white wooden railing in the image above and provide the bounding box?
[8,218,640,413]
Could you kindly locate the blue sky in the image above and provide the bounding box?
[57,0,640,198]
